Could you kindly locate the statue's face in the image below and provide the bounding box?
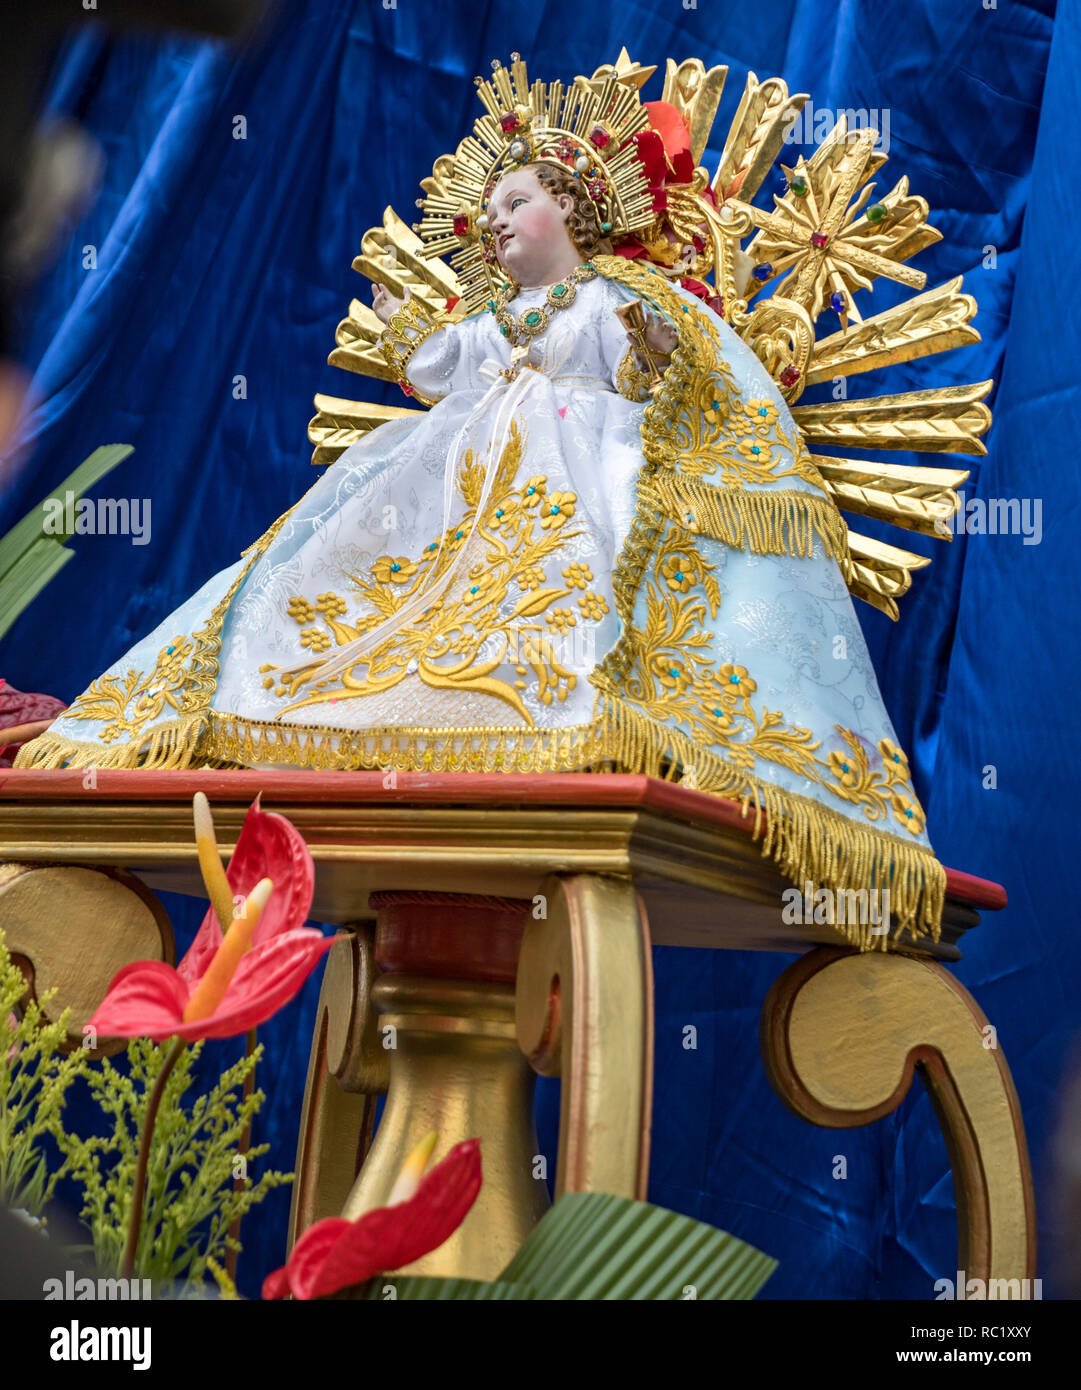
[488,167,576,283]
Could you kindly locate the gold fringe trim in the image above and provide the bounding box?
[13,694,944,947]
[592,694,945,951]
[198,709,606,775]
[13,713,207,771]
[649,474,854,579]
[198,698,940,949]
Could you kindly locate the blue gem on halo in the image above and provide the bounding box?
[752,263,773,281]
[830,291,845,313]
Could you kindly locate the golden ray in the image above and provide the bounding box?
[804,278,980,383]
[813,457,970,537]
[308,395,421,466]
[792,382,993,454]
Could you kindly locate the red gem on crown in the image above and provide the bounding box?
[810,231,830,249]
[589,124,611,149]
[500,112,519,133]
[779,365,802,388]
[452,214,470,236]
[399,381,415,396]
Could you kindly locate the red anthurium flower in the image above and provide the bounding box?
[263,1135,483,1300]
[88,795,334,1042]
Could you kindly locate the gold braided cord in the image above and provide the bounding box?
[377,296,444,405]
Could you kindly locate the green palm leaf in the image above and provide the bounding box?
[0,444,133,640]
[497,1191,777,1300]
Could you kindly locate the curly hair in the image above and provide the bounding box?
[527,161,612,259]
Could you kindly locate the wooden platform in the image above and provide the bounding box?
[0,769,1004,959]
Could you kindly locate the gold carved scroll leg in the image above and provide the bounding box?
[0,863,174,1055]
[516,873,654,1200]
[760,946,1037,1286]
[288,926,388,1250]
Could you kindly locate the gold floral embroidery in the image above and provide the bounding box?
[820,727,926,831]
[578,592,608,621]
[828,747,862,790]
[540,492,576,528]
[545,607,577,633]
[372,557,419,584]
[267,421,604,722]
[593,517,929,827]
[879,736,911,784]
[63,635,196,743]
[562,562,593,590]
[287,597,316,624]
[594,256,828,498]
[891,792,926,834]
[659,551,701,594]
[741,397,779,427]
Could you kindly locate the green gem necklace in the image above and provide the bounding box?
[491,261,598,352]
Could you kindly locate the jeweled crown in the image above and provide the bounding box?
[413,53,656,315]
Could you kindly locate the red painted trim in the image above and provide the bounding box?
[0,768,1007,911]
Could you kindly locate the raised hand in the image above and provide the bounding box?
[372,283,408,325]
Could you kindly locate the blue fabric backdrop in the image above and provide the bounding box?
[2,0,1076,1299]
